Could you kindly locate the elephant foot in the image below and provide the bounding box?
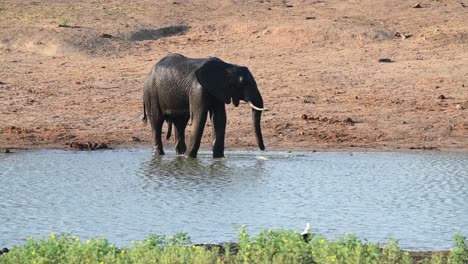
[185,151,197,158]
[152,146,165,155]
[213,152,225,159]
[175,144,186,155]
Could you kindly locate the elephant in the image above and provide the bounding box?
[142,53,266,158]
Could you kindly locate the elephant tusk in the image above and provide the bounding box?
[249,102,268,111]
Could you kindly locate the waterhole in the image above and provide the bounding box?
[0,149,467,250]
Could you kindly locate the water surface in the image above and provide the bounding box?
[1,148,467,250]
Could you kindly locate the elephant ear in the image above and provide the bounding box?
[195,59,234,104]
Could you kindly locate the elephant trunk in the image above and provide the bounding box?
[247,90,265,151]
[252,108,265,151]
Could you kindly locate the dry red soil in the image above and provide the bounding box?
[1,0,467,152]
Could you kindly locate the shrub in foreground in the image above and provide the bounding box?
[1,229,467,264]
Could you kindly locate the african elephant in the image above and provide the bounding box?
[142,53,266,158]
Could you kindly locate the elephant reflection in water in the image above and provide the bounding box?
[142,54,266,158]
[139,155,268,189]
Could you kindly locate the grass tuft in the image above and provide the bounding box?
[1,230,466,263]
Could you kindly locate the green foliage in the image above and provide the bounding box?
[57,17,70,27]
[1,230,467,264]
[448,234,468,264]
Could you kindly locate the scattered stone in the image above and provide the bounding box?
[4,149,11,153]
[456,104,464,110]
[0,81,6,85]
[70,142,109,151]
[100,33,113,38]
[129,25,190,41]
[438,95,446,99]
[131,136,141,142]
[0,247,9,255]
[402,121,408,124]
[412,3,422,8]
[344,117,354,124]
[303,98,312,103]
[378,58,393,63]
[395,32,412,39]
[305,16,316,20]
[285,3,294,7]
[409,146,440,150]
[301,114,308,120]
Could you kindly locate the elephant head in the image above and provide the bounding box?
[196,59,266,151]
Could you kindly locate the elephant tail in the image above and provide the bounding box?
[142,102,148,123]
[166,121,172,139]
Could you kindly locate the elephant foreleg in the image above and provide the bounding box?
[186,108,208,158]
[211,104,226,158]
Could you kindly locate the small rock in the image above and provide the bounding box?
[75,81,82,85]
[402,121,408,124]
[413,3,422,8]
[131,136,141,142]
[456,104,464,110]
[0,81,6,85]
[395,32,412,39]
[70,142,83,150]
[100,33,112,38]
[285,3,294,7]
[378,58,393,63]
[438,95,446,99]
[98,143,108,149]
[0,247,9,255]
[301,114,308,120]
[344,117,354,124]
[305,16,316,20]
[4,149,11,153]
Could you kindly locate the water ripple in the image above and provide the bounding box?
[0,149,467,249]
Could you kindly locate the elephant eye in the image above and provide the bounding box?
[239,76,244,83]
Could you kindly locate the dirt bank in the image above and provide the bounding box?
[1,0,467,151]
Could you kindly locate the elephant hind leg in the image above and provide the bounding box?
[152,118,165,155]
[172,115,189,155]
[149,104,165,155]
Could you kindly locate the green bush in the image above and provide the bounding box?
[1,229,467,264]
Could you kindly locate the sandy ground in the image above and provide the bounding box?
[1,0,467,152]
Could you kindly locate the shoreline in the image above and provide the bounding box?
[3,142,468,153]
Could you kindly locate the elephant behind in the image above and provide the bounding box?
[142,53,266,158]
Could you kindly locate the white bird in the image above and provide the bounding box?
[301,223,310,242]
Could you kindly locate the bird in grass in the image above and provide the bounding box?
[301,223,310,242]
